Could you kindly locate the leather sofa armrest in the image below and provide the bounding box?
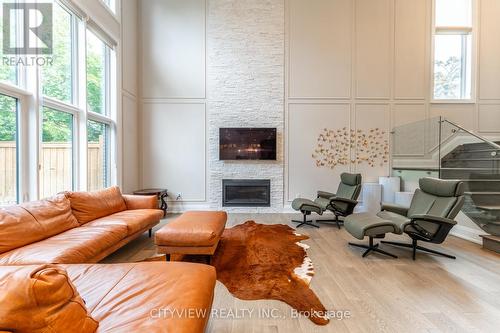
[123,194,158,210]
[381,203,409,216]
[317,190,336,199]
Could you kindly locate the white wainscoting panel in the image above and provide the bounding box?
[122,94,139,193]
[354,104,391,182]
[394,0,427,99]
[430,104,476,130]
[393,104,427,156]
[140,0,206,99]
[355,0,392,99]
[288,103,350,201]
[478,104,500,133]
[288,0,352,98]
[479,0,500,100]
[141,103,206,201]
[122,0,138,96]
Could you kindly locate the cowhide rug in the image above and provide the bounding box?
[143,221,329,325]
[212,221,329,325]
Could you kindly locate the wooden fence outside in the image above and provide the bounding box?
[0,140,104,205]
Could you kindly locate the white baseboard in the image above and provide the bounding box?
[450,225,483,244]
[166,201,211,213]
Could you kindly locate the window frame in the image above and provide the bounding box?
[40,1,76,105]
[86,118,111,191]
[39,99,78,191]
[0,92,20,206]
[431,0,477,104]
[0,0,119,203]
[0,84,29,205]
[85,27,116,191]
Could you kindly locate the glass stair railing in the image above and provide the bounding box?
[391,116,500,237]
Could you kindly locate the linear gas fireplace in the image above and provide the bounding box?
[222,179,271,207]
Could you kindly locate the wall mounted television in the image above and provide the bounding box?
[219,128,277,160]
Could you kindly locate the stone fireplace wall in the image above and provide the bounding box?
[206,0,285,211]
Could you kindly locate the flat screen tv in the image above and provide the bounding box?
[219,128,277,160]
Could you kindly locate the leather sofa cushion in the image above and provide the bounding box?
[0,224,127,265]
[0,196,79,254]
[0,264,98,333]
[85,209,163,236]
[66,262,216,333]
[155,211,227,247]
[22,195,80,238]
[0,206,45,254]
[65,186,127,225]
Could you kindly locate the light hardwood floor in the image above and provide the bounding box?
[103,213,500,333]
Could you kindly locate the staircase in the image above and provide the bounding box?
[441,141,500,237]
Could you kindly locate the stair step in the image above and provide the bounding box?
[465,191,500,195]
[441,170,500,181]
[476,205,500,211]
[445,158,500,161]
[441,167,500,171]
[480,235,500,253]
[442,160,500,168]
[459,141,500,151]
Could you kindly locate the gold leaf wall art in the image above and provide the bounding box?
[312,128,389,169]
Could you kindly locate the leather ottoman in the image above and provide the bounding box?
[155,211,227,261]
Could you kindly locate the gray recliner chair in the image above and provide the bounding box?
[291,173,362,228]
[345,177,464,260]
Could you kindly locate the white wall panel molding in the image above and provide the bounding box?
[288,0,352,99]
[393,0,428,100]
[141,103,206,202]
[354,104,391,183]
[478,0,500,100]
[141,0,206,99]
[355,0,393,99]
[478,104,500,133]
[287,103,351,202]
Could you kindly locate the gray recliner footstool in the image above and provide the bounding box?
[345,177,465,260]
[343,213,399,258]
[291,173,362,228]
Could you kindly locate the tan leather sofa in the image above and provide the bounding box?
[0,187,218,332]
[0,262,217,333]
[0,186,164,265]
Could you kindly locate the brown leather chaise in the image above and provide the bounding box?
[0,262,217,333]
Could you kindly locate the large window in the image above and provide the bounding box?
[41,2,74,104]
[86,30,108,115]
[87,120,110,192]
[0,1,117,203]
[40,107,74,198]
[433,0,473,101]
[86,28,113,192]
[0,94,18,205]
